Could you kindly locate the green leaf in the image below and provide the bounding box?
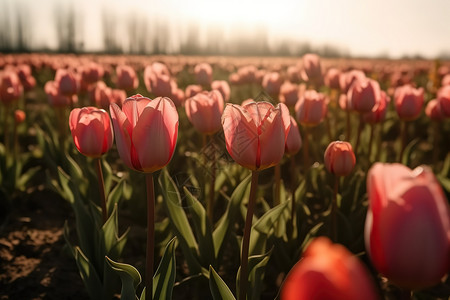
[159,169,201,274]
[153,237,177,300]
[107,178,125,216]
[16,166,40,191]
[75,247,102,300]
[209,265,236,300]
[253,201,289,235]
[401,138,420,166]
[106,256,141,300]
[184,187,215,267]
[213,174,251,259]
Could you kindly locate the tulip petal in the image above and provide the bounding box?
[110,103,134,169]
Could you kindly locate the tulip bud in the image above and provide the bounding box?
[194,63,213,86]
[14,109,26,124]
[69,107,114,158]
[365,163,450,289]
[116,65,139,91]
[279,81,300,107]
[425,99,445,121]
[324,68,342,90]
[262,72,282,96]
[185,90,224,135]
[300,53,323,87]
[324,141,356,176]
[347,78,380,113]
[285,116,302,155]
[281,237,379,300]
[436,85,450,117]
[295,90,327,126]
[211,80,230,102]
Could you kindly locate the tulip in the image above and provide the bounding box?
[279,81,300,108]
[211,80,230,102]
[436,85,450,117]
[281,237,379,300]
[185,90,224,135]
[339,70,366,93]
[347,78,380,114]
[55,68,79,96]
[222,101,289,171]
[287,65,301,83]
[324,68,342,90]
[394,84,424,121]
[222,101,289,300]
[69,107,114,158]
[194,63,213,86]
[365,163,450,290]
[14,109,26,124]
[16,64,36,91]
[185,84,202,99]
[262,72,282,97]
[81,62,104,84]
[0,70,23,104]
[144,66,172,97]
[425,99,445,121]
[441,74,450,87]
[116,65,139,91]
[363,91,390,160]
[110,94,178,300]
[295,90,327,127]
[301,53,323,88]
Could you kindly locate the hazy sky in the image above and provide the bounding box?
[2,0,450,58]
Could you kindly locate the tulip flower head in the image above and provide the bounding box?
[363,91,389,124]
[14,109,26,124]
[69,107,114,158]
[185,90,224,135]
[222,101,290,171]
[425,99,445,121]
[347,78,380,113]
[436,85,450,117]
[211,80,231,102]
[110,94,178,173]
[394,84,424,121]
[285,116,302,156]
[194,63,213,86]
[281,237,379,300]
[116,65,139,91]
[279,81,300,107]
[0,71,23,104]
[295,90,327,126]
[324,141,356,177]
[365,163,450,289]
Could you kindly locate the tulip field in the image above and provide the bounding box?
[0,53,449,300]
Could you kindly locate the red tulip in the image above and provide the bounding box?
[110,94,178,173]
[116,65,138,91]
[0,71,23,104]
[394,84,424,121]
[295,90,327,126]
[69,107,113,158]
[365,163,450,289]
[194,63,213,86]
[285,116,302,155]
[324,141,356,176]
[347,78,380,113]
[185,90,224,135]
[14,109,26,124]
[221,101,290,171]
[211,80,230,102]
[281,237,379,300]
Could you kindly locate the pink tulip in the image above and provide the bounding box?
[262,72,282,96]
[300,53,323,87]
[295,90,327,126]
[44,80,76,107]
[116,65,139,91]
[110,94,178,173]
[281,237,379,300]
[394,84,424,121]
[69,107,113,158]
[365,163,450,289]
[0,71,23,104]
[14,109,26,124]
[324,141,356,176]
[144,63,173,97]
[16,64,36,91]
[111,89,127,108]
[185,84,202,99]
[55,69,79,96]
[221,101,290,171]
[81,62,104,84]
[194,63,213,86]
[211,80,230,102]
[437,85,450,117]
[363,91,389,123]
[347,78,380,113]
[279,81,300,107]
[185,90,224,135]
[324,68,342,90]
[441,74,450,87]
[425,99,445,121]
[339,70,366,93]
[91,82,116,110]
[285,116,302,155]
[287,65,301,83]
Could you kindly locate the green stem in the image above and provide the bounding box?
[274,163,281,206]
[3,104,10,155]
[208,137,216,224]
[368,123,375,162]
[346,109,351,141]
[95,158,108,224]
[354,116,364,155]
[290,155,297,231]
[303,126,310,172]
[332,176,339,242]
[399,121,408,162]
[146,173,155,300]
[239,170,259,300]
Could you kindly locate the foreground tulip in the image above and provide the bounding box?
[365,163,450,290]
[222,101,289,300]
[185,90,224,135]
[69,107,114,223]
[110,94,178,300]
[281,237,379,300]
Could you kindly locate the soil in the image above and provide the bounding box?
[0,188,89,300]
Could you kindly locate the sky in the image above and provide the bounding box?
[1,0,450,58]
